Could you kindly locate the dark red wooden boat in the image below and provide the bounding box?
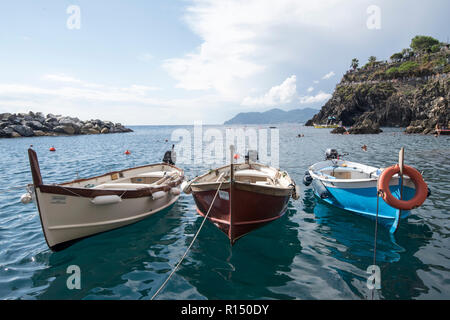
[183,151,299,244]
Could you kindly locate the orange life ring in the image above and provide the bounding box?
[377,164,427,210]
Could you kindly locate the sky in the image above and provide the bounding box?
[0,0,449,125]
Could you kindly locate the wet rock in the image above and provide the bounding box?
[0,113,11,121]
[26,121,44,130]
[11,131,21,138]
[81,128,100,135]
[0,129,10,138]
[33,130,46,136]
[348,119,382,134]
[100,127,109,134]
[331,126,347,134]
[12,125,34,137]
[54,125,75,135]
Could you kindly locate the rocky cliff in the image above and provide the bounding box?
[306,47,449,134]
[0,112,133,138]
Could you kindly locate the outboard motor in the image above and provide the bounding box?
[325,148,339,160]
[245,150,259,163]
[162,145,176,165]
[303,171,313,186]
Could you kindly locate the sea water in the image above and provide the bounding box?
[0,125,448,299]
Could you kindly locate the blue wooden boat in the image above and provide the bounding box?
[304,149,423,233]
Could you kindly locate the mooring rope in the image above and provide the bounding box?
[371,190,382,300]
[151,175,225,300]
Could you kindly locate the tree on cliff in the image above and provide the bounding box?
[350,58,359,70]
[368,56,377,64]
[410,35,440,52]
[390,52,403,62]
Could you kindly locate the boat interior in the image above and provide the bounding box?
[311,161,382,181]
[317,167,375,180]
[61,164,183,190]
[194,163,293,188]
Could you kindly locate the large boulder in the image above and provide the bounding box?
[53,125,75,135]
[331,126,348,134]
[26,120,44,130]
[81,127,100,135]
[33,130,47,136]
[12,125,34,137]
[0,129,11,138]
[11,131,21,138]
[348,119,382,134]
[0,113,11,121]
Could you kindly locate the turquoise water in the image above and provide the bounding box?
[0,125,449,300]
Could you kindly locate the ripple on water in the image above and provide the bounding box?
[0,126,448,299]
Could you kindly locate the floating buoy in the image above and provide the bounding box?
[233,154,239,160]
[49,147,56,152]
[124,150,131,155]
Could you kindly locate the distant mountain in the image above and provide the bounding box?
[224,108,318,125]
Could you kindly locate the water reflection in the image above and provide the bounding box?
[303,188,433,299]
[175,204,301,300]
[30,202,187,300]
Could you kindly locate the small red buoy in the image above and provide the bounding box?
[124,150,131,155]
[49,147,56,152]
[233,154,239,160]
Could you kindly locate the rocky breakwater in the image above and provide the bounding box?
[0,112,133,138]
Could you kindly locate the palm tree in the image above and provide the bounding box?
[351,58,359,70]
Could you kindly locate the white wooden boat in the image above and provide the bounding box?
[26,148,184,251]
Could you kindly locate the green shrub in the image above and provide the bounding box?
[411,35,440,51]
[398,61,419,73]
[386,67,399,76]
[431,44,441,53]
[390,52,403,62]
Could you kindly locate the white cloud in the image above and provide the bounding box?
[322,71,335,79]
[313,80,319,84]
[42,74,82,83]
[299,91,331,104]
[241,75,297,106]
[0,77,195,124]
[163,0,353,98]
[307,86,314,92]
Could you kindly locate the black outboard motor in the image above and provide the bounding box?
[325,148,339,160]
[303,170,313,186]
[162,144,176,165]
[245,150,259,163]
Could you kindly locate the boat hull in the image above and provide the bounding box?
[192,182,290,244]
[34,187,180,251]
[311,179,414,227]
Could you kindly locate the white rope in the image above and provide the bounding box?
[151,174,226,300]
